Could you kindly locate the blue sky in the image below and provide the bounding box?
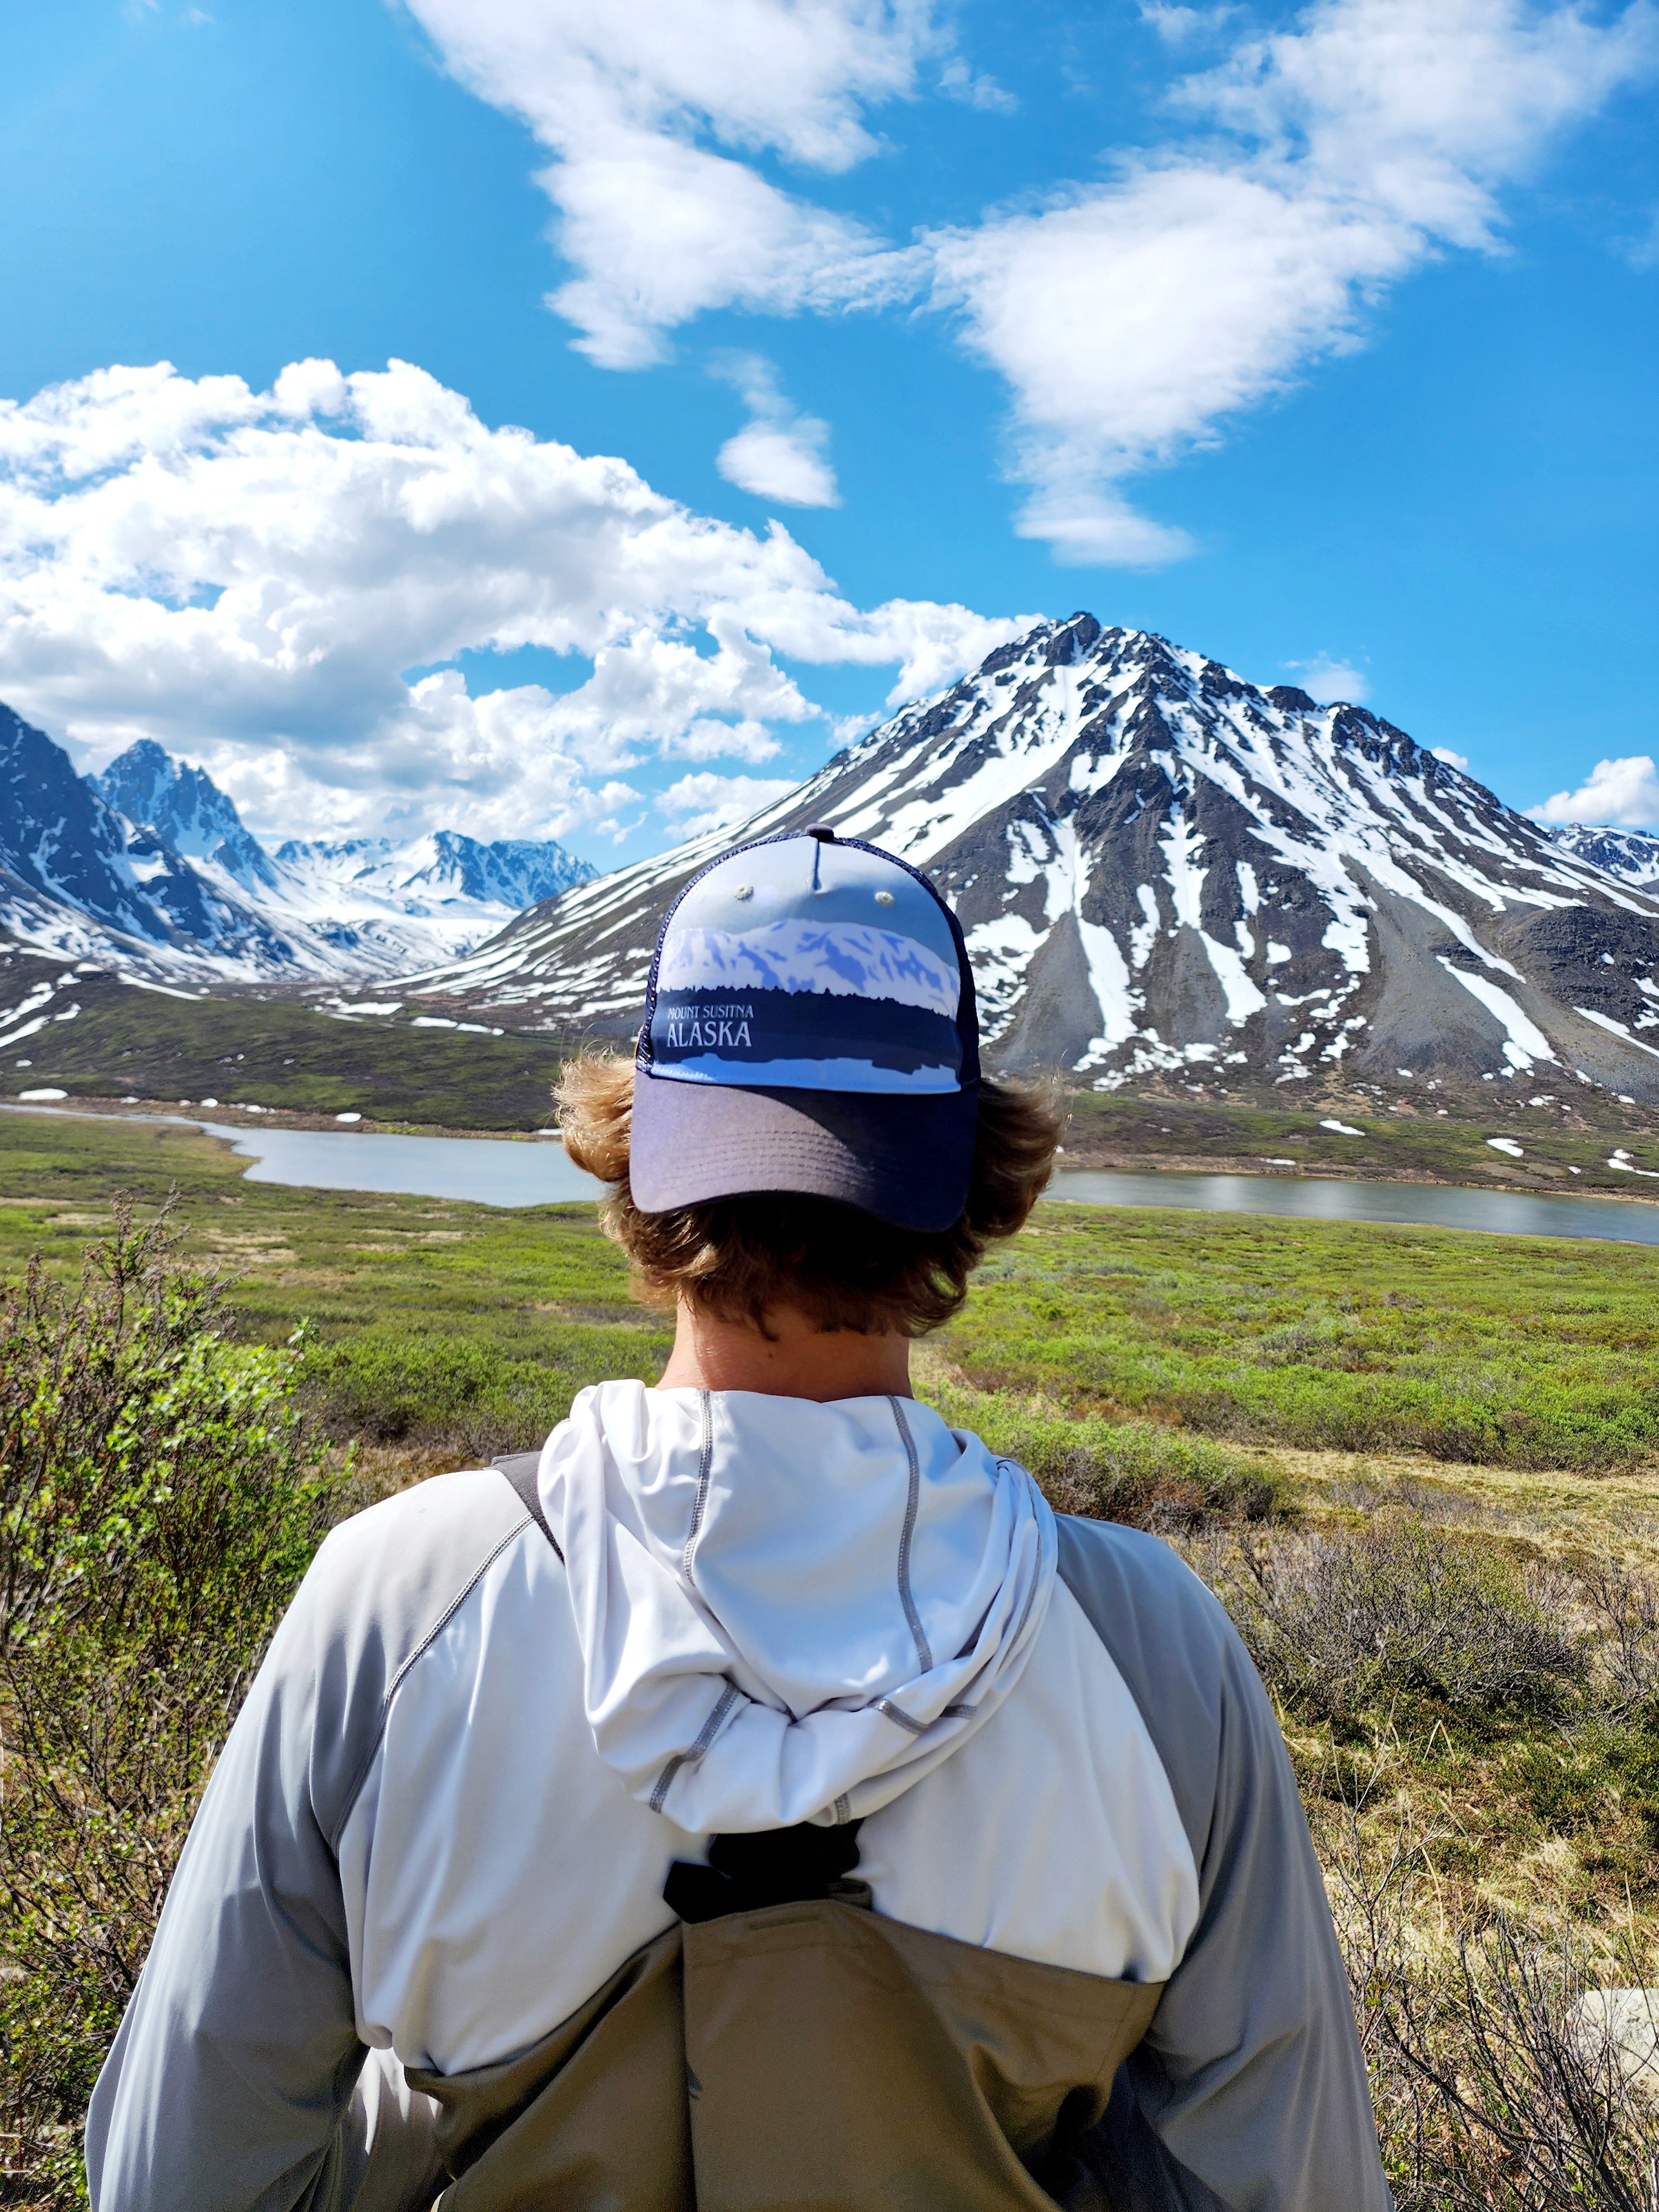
[1,0,1655,865]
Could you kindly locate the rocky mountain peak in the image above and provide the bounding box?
[418,613,1659,1103]
[94,738,276,889]
[1546,825,1659,889]
[0,705,597,982]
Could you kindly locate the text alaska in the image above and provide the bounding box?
[661,1001,755,1050]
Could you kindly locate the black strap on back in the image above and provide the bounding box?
[665,1819,869,1924]
[494,1452,563,1561]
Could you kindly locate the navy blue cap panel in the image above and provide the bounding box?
[640,834,969,1097]
[628,1067,978,1234]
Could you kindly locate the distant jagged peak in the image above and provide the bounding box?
[273,828,596,908]
[96,735,236,833]
[0,706,603,982]
[93,737,275,889]
[85,737,595,915]
[412,830,597,907]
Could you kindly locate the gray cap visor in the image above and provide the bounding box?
[628,1069,979,1233]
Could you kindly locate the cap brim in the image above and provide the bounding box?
[628,1071,978,1233]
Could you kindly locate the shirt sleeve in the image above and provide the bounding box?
[84,1468,532,2212]
[83,1542,364,2212]
[1054,1516,1391,2212]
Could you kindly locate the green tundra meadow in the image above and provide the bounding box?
[5,1103,1659,2205]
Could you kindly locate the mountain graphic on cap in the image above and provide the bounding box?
[629,831,982,1232]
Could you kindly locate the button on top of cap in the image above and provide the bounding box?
[805,825,837,842]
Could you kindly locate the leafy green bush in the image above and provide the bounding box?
[0,1206,337,2205]
[300,1320,666,1460]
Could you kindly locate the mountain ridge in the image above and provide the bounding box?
[0,709,595,981]
[1545,824,1659,889]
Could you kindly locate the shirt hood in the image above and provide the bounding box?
[538,1381,1057,1833]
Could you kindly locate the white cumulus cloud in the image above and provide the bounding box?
[713,353,839,507]
[656,770,800,838]
[0,356,1024,843]
[1431,745,1470,770]
[1530,756,1659,828]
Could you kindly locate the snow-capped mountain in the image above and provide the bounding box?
[274,832,593,915]
[0,709,596,981]
[416,614,1659,1100]
[1,705,296,972]
[1546,825,1659,890]
[246,831,598,973]
[95,738,276,889]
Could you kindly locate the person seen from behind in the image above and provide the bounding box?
[88,827,1390,2209]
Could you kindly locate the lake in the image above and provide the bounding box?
[201,1122,602,1207]
[7,1103,1659,1245]
[1044,1167,1659,1245]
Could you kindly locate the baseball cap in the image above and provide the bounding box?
[629,828,981,1232]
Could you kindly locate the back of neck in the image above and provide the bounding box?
[657,1302,912,1402]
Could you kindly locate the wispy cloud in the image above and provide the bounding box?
[930,0,1659,561]
[1137,4,1238,49]
[938,56,1016,111]
[398,0,935,369]
[712,353,839,508]
[1620,203,1659,268]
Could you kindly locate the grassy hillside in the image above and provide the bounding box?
[1064,1083,1659,1194]
[0,966,570,1129]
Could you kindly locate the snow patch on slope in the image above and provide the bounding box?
[1438,962,1557,1071]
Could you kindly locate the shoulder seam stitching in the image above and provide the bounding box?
[325,1514,536,1854]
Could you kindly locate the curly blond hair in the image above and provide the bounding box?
[557,1054,1060,1338]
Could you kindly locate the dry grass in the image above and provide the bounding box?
[1271,1447,1659,1573]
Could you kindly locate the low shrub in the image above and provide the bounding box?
[1211,1521,1586,1723]
[0,1204,337,2204]
[1578,1559,1659,1721]
[299,1321,666,1462]
[945,1210,1659,1474]
[916,1370,1282,1530]
[1326,1783,1659,2211]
